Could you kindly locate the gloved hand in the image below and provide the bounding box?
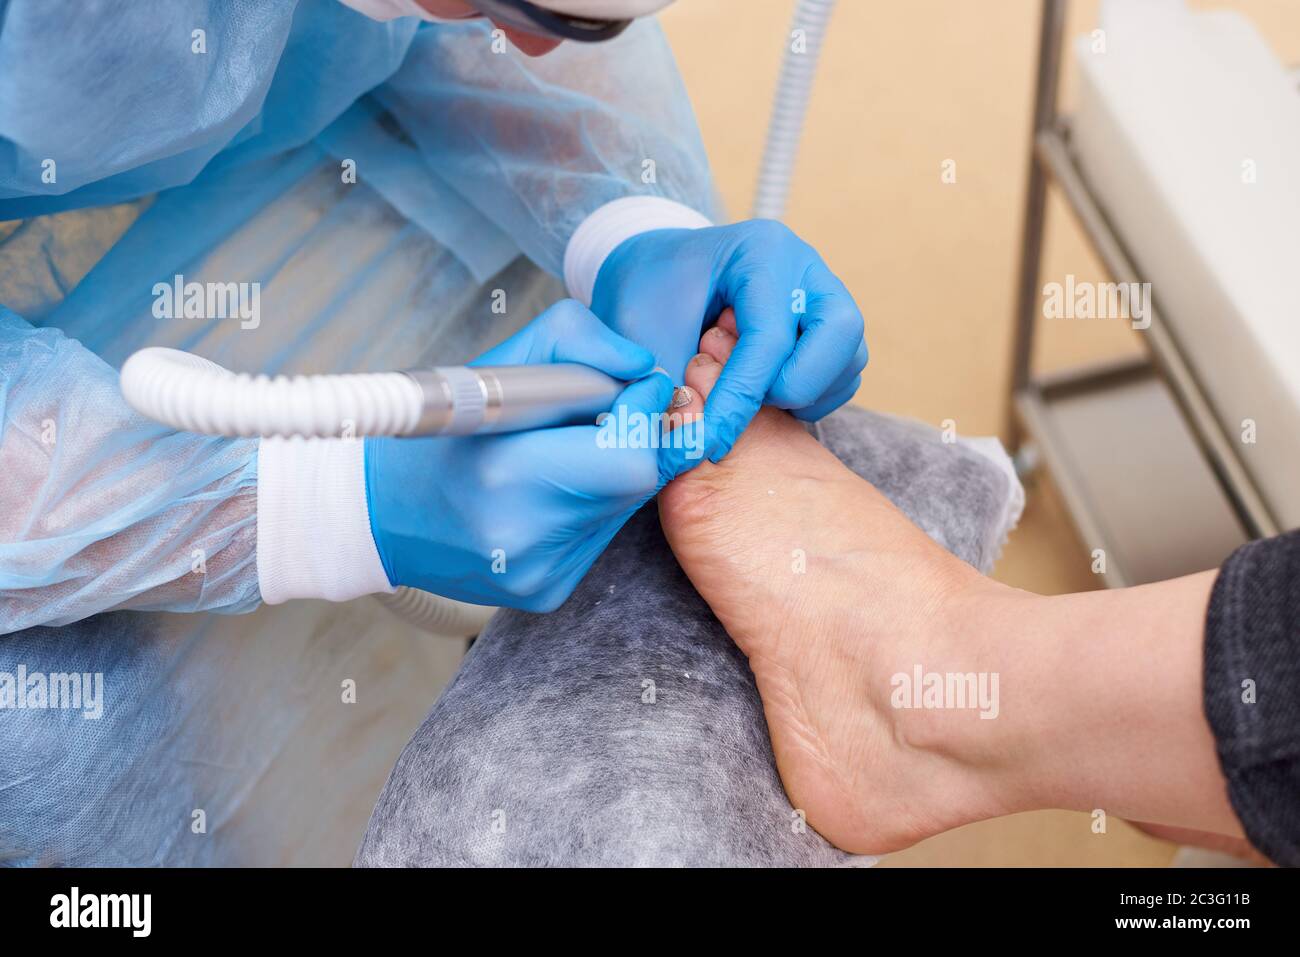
[365,299,674,612]
[590,219,868,474]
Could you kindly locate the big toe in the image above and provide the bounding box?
[688,312,810,455]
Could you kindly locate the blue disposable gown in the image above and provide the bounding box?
[0,0,716,863]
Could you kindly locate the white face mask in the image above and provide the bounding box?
[336,0,455,22]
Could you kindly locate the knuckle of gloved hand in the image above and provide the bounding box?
[498,561,551,602]
[829,299,866,345]
[520,584,569,614]
[745,218,795,248]
[545,298,594,339]
[851,341,871,376]
[771,370,821,409]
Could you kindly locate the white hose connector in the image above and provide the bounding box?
[121,347,424,439]
[376,587,498,638]
[752,0,838,221]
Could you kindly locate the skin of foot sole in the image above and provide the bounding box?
[658,311,1026,854]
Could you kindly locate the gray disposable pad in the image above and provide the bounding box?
[357,406,1024,866]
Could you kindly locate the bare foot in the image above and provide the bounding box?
[659,313,1020,853]
[660,318,1249,854]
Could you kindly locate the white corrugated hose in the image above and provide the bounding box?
[752,0,838,221]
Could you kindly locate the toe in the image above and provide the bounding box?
[684,351,723,400]
[700,322,737,365]
[668,383,702,416]
[663,352,719,437]
[664,380,703,439]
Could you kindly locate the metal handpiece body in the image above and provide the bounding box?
[120,346,625,439]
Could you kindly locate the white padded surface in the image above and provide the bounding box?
[1072,0,1300,529]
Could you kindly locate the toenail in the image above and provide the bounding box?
[670,386,695,409]
[691,353,715,366]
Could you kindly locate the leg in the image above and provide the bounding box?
[356,378,1021,866]
[660,318,1241,854]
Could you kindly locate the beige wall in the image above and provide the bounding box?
[661,0,1300,433]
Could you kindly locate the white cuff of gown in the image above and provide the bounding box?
[257,437,395,605]
[563,196,713,306]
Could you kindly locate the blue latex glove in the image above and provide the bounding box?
[365,300,673,612]
[590,220,868,473]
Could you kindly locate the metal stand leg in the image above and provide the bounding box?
[1001,0,1275,584]
[1008,0,1068,450]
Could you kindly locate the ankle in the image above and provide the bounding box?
[867,575,1045,822]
